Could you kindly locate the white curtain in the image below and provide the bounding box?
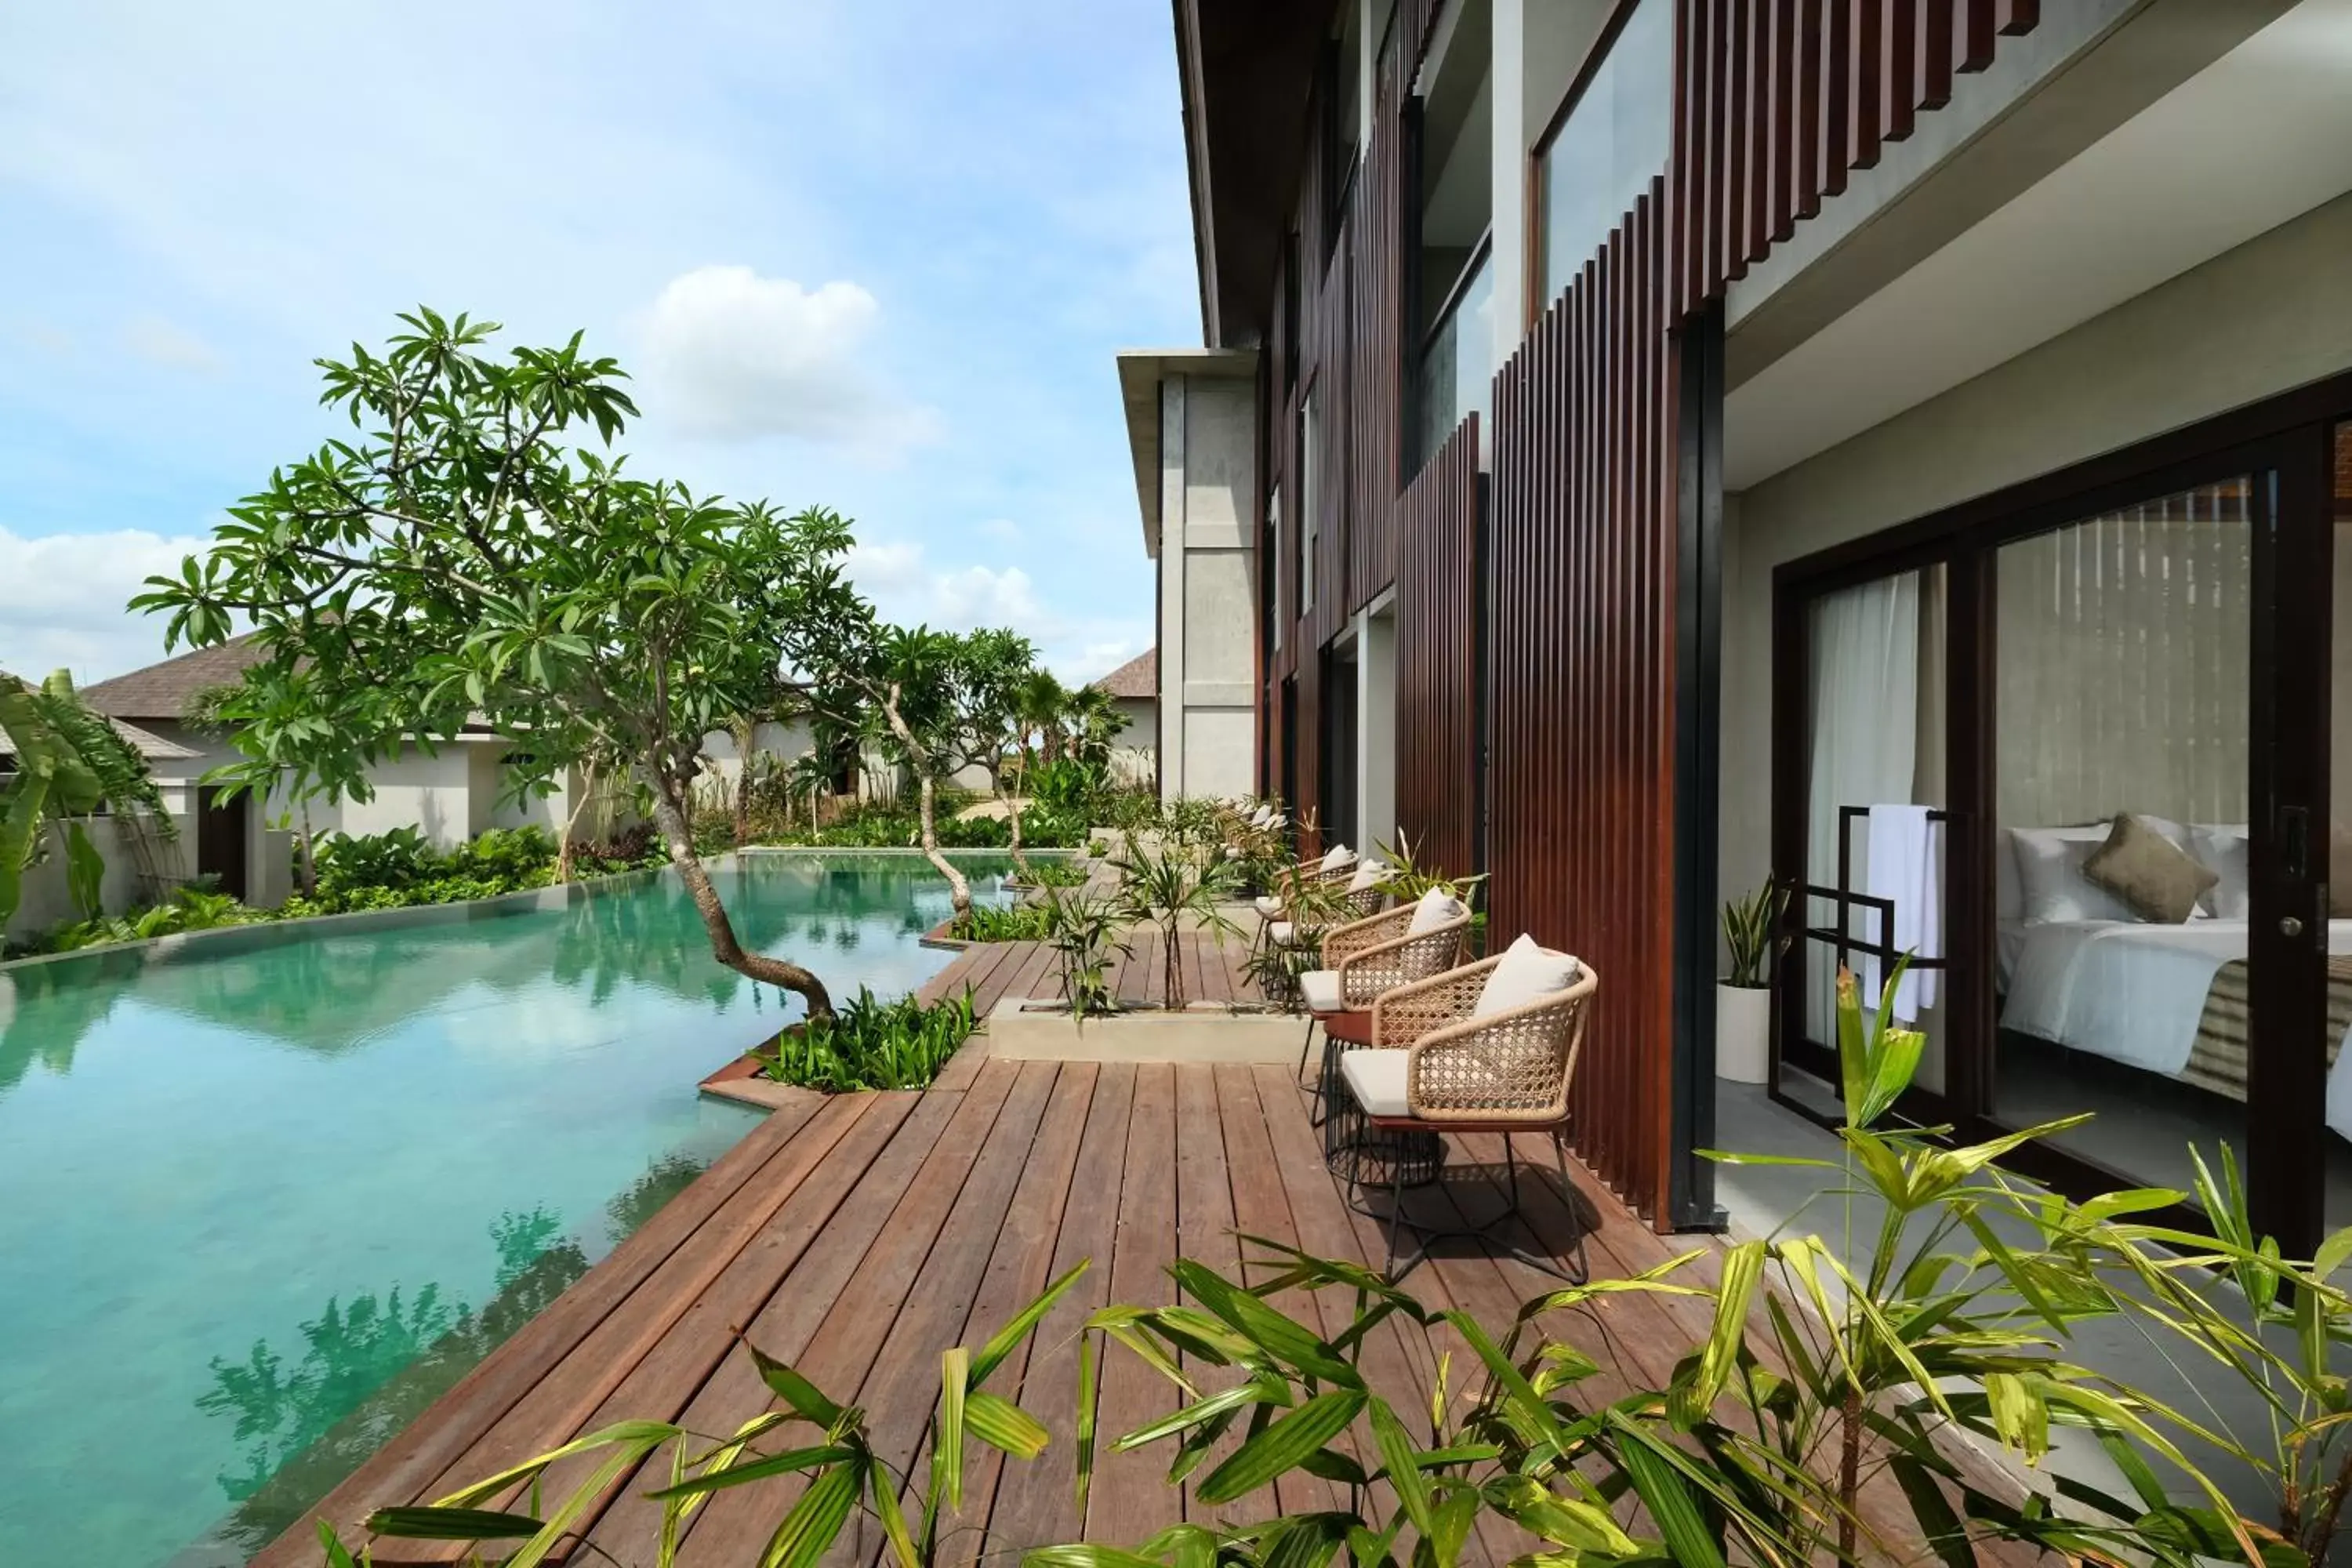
[1807,574,1922,1042]
[1995,484,2252,830]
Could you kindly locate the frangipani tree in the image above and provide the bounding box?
[131,310,864,1018]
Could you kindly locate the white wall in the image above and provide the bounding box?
[2,817,172,942]
[1718,188,2352,898]
[332,742,477,849]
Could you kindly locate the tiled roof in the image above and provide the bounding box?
[80,634,266,721]
[1092,648,1156,699]
[0,670,199,760]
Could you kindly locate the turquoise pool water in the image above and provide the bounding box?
[0,852,1012,1567]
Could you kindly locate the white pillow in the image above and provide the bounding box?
[1474,934,1581,1018]
[1345,858,1387,894]
[1406,886,1464,935]
[1319,844,1356,873]
[2011,826,2141,924]
[2191,825,2250,920]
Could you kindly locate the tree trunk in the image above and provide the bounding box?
[296,804,318,899]
[877,684,971,916]
[916,771,971,916]
[731,718,756,846]
[998,776,1030,877]
[557,757,600,884]
[1162,917,1184,1009]
[647,779,833,1018]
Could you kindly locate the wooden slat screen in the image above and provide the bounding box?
[1394,416,1482,880]
[1670,0,2041,318]
[1488,181,1679,1220]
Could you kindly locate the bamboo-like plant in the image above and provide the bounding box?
[1719,879,1790,988]
[1039,886,1129,1021]
[321,1265,1091,1568]
[1,669,175,928]
[1111,836,1238,1010]
[1371,829,1487,906]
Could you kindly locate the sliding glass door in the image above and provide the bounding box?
[1775,405,2352,1255]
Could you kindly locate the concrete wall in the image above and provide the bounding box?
[1157,370,1261,801]
[1718,188,2352,898]
[2,817,175,943]
[1109,696,1155,754]
[330,742,477,849]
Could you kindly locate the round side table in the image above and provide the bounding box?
[1318,1009,1443,1189]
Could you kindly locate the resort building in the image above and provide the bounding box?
[1131,0,2352,1247]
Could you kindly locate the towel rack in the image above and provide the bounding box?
[1798,805,1956,979]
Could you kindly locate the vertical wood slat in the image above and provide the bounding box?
[1394,419,1481,880]
[1486,182,1677,1220]
[1957,0,1996,71]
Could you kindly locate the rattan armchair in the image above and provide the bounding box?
[1338,954,1599,1280]
[1293,899,1472,1105]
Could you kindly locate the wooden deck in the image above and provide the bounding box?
[252,1053,1748,1567]
[915,927,1274,1013]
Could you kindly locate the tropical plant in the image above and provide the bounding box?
[1039,885,1129,1020]
[1720,879,1790,988]
[1373,829,1486,906]
[34,884,261,953]
[131,309,869,1018]
[0,668,174,927]
[946,901,1055,943]
[757,987,977,1093]
[1009,856,1087,890]
[321,1261,1091,1568]
[1111,836,1238,1010]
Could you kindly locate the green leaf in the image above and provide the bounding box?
[1196,1389,1367,1504]
[315,1520,362,1568]
[871,1454,920,1568]
[1172,1260,1363,1388]
[1074,1333,1098,1518]
[1692,1239,1765,1415]
[1889,1454,1978,1568]
[365,1505,543,1539]
[1367,1399,1434,1541]
[970,1260,1091,1385]
[965,1391,1051,1460]
[1024,1548,1167,1568]
[938,1345,970,1511]
[757,1460,860,1568]
[750,1346,845,1429]
[644,1444,851,1500]
[1616,1430,1726,1568]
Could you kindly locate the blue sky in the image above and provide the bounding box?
[0,0,1195,686]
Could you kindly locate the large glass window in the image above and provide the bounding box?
[1409,0,1493,476]
[1298,389,1319,615]
[1989,480,2252,1199]
[1534,0,1671,308]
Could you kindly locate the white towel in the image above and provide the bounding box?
[1862,804,1940,1019]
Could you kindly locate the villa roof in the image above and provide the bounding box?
[1092,648,1156,700]
[81,633,267,722]
[0,670,198,761]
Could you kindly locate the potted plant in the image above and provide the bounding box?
[1717,880,1788,1083]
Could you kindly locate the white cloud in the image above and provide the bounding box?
[121,314,220,374]
[0,525,211,685]
[842,533,1146,681]
[637,265,937,456]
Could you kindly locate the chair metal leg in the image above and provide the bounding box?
[1550,1131,1591,1287]
[1384,1159,1406,1279]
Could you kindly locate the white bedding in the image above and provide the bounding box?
[1998,917,2352,1140]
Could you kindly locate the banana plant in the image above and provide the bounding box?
[324,1263,1090,1568]
[1,669,172,928]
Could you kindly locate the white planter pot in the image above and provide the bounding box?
[1715,983,1773,1084]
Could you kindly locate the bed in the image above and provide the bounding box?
[1997,916,2352,1142]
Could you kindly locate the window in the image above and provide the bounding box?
[1299,387,1320,615]
[1325,0,1364,253]
[1534,0,1672,308]
[1409,0,1494,474]
[1282,233,1301,392]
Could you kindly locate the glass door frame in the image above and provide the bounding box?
[1769,374,2352,1257]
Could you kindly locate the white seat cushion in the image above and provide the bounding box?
[1474,934,1581,1018]
[1345,858,1388,894]
[1253,895,1285,920]
[1269,920,1296,944]
[1319,844,1356,873]
[1340,1050,1412,1117]
[1406,887,1465,935]
[1298,969,1344,1014]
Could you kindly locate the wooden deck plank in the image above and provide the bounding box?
[1004,941,1058,1007]
[667,1063,1025,1563]
[1171,1063,1250,1529]
[397,1093,878,1558]
[1178,931,1208,1011]
[818,1058,1061,1568]
[576,1087,961,1563]
[1083,1063,1182,1545]
[984,1063,1135,1552]
[250,1097,829,1568]
[902,1062,1098,1565]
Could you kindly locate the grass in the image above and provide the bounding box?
[945,902,1056,942]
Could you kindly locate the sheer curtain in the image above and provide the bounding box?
[1995,485,2252,829]
[1807,575,1921,1040]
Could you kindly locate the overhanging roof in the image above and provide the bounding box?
[1176,0,1329,347]
[1115,348,1259,558]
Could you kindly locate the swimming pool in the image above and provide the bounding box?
[0,851,1012,1567]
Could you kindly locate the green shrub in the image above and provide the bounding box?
[757,987,976,1092]
[33,886,263,953]
[945,902,1054,942]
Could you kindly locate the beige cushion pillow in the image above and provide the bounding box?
[2084,813,2217,924]
[1474,934,1581,1018]
[1345,859,1388,894]
[1406,887,1465,935]
[1319,843,1356,873]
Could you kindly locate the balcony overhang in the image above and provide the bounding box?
[1176,0,1327,348]
[1116,348,1259,559]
